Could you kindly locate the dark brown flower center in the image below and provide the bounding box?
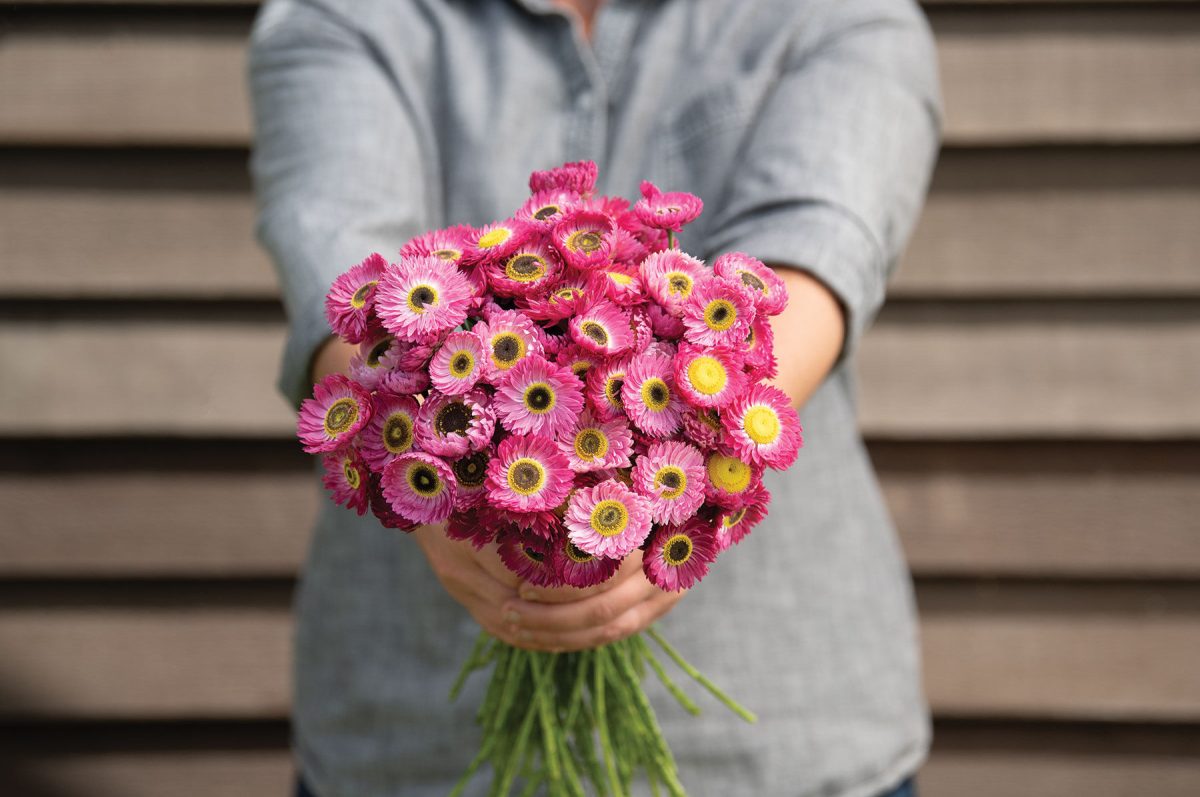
[366,337,392,367]
[669,275,690,293]
[511,462,542,492]
[435,402,473,436]
[573,231,602,252]
[508,254,543,277]
[666,537,692,565]
[324,399,357,434]
[351,281,376,306]
[648,382,668,406]
[581,322,608,346]
[577,430,603,456]
[659,471,681,490]
[522,546,545,563]
[451,353,473,375]
[533,204,560,221]
[740,271,766,292]
[383,414,413,451]
[410,465,440,496]
[410,285,436,308]
[492,334,521,364]
[525,385,553,411]
[566,541,594,564]
[453,452,488,487]
[432,248,460,261]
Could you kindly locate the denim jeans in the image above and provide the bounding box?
[295,777,917,797]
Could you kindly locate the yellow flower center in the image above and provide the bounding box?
[324,398,358,436]
[432,248,461,262]
[707,453,752,495]
[742,405,781,445]
[565,540,595,563]
[555,286,583,303]
[666,272,693,297]
[686,356,727,396]
[449,350,475,378]
[704,299,737,331]
[567,230,603,253]
[570,358,592,380]
[739,270,767,294]
[723,507,747,528]
[342,458,361,490]
[505,253,547,283]
[653,466,687,500]
[477,228,511,249]
[350,280,377,309]
[523,383,557,415]
[662,534,693,566]
[533,204,560,221]
[490,332,526,369]
[383,412,414,454]
[574,428,609,461]
[607,271,634,286]
[406,284,439,314]
[640,378,671,411]
[590,499,629,537]
[604,374,626,410]
[580,321,609,347]
[507,458,546,496]
[406,463,443,497]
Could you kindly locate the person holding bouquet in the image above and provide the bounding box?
[249,0,941,795]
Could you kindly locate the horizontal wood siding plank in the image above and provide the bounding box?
[5,305,1198,437]
[1,583,1196,720]
[5,147,1200,300]
[2,9,1199,144]
[2,442,1197,578]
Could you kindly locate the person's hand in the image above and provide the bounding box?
[412,524,524,641]
[500,549,685,653]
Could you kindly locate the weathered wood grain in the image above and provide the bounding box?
[2,8,1198,144]
[5,147,1199,299]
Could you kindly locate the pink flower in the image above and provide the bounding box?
[552,210,615,271]
[680,406,725,451]
[368,474,419,531]
[497,529,562,587]
[493,355,585,438]
[551,536,622,588]
[483,237,563,298]
[634,181,703,233]
[622,352,683,438]
[558,409,634,473]
[321,446,370,515]
[360,393,419,470]
[713,252,787,316]
[516,189,582,228]
[722,384,803,469]
[348,335,398,391]
[485,434,573,512]
[632,440,706,525]
[380,452,457,525]
[428,330,484,395]
[681,276,756,347]
[415,389,495,458]
[399,224,473,265]
[324,253,387,344]
[704,451,763,509]
[645,302,686,339]
[553,342,599,383]
[449,448,492,511]
[569,300,633,357]
[529,160,598,196]
[715,483,770,551]
[377,368,431,396]
[564,479,652,559]
[462,219,536,266]
[673,343,748,410]
[640,250,706,316]
[374,255,473,342]
[474,309,546,384]
[590,266,644,306]
[585,355,632,422]
[446,508,495,550]
[643,518,717,592]
[297,374,373,454]
[517,273,593,323]
[743,315,778,381]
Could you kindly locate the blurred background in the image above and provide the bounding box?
[1,1,1198,795]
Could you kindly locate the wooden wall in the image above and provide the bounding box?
[2,1,1199,795]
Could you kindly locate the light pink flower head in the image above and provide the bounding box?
[494,355,585,438]
[680,406,725,451]
[374,255,473,342]
[552,209,615,271]
[704,451,763,509]
[558,409,634,473]
[722,384,803,469]
[324,253,387,344]
[590,266,644,307]
[485,434,573,512]
[551,535,622,588]
[634,181,703,233]
[554,342,601,384]
[585,354,632,422]
[474,309,546,384]
[429,330,485,395]
[640,250,706,316]
[348,335,398,391]
[380,452,457,525]
[399,224,473,265]
[321,446,370,516]
[713,251,788,316]
[360,392,419,470]
[681,276,756,347]
[632,440,706,525]
[297,374,373,454]
[483,237,563,298]
[564,478,652,559]
[517,273,592,323]
[516,189,582,228]
[622,352,683,438]
[462,219,536,266]
[569,300,633,357]
[643,518,717,592]
[715,482,770,551]
[529,160,598,196]
[415,389,496,458]
[377,367,431,397]
[673,343,748,410]
[743,315,778,381]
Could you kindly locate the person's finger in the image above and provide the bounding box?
[467,541,523,591]
[513,589,683,653]
[517,550,643,604]
[506,569,661,634]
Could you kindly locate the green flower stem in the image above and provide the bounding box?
[528,653,563,787]
[491,688,538,797]
[563,649,591,729]
[647,627,758,724]
[633,635,701,716]
[450,631,491,701]
[594,647,626,797]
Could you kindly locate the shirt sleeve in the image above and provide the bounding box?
[702,0,942,361]
[248,0,433,408]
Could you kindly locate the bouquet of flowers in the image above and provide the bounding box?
[296,161,802,796]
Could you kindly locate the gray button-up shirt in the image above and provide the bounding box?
[249,1,942,794]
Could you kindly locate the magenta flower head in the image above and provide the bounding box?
[497,529,562,587]
[348,335,398,391]
[529,160,598,196]
[569,300,633,357]
[486,434,573,512]
[462,219,535,266]
[474,308,546,384]
[673,343,748,410]
[449,448,492,511]
[591,266,644,307]
[517,189,582,228]
[558,408,634,473]
[368,474,420,532]
[552,209,615,271]
[715,483,770,551]
[321,446,370,516]
[381,452,457,525]
[643,518,717,592]
[429,330,485,395]
[551,535,622,588]
[415,389,496,458]
[374,255,474,342]
[634,181,703,233]
[622,352,683,438]
[681,276,756,347]
[704,451,763,509]
[680,406,725,450]
[632,440,706,525]
[494,355,585,438]
[324,252,387,344]
[554,342,600,384]
[518,273,593,323]
[586,354,632,422]
[399,224,474,265]
[446,508,496,550]
[743,315,778,381]
[297,374,373,454]
[646,302,687,339]
[564,478,652,559]
[483,237,563,298]
[722,384,803,469]
[640,250,706,316]
[360,393,419,470]
[713,252,788,316]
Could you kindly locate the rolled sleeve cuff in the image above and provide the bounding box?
[705,201,887,362]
